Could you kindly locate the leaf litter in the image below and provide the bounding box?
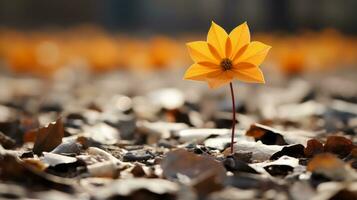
[0,71,357,200]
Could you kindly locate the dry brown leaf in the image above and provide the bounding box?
[304,139,324,157]
[33,118,64,155]
[307,153,345,172]
[0,131,16,149]
[0,154,73,191]
[23,129,37,143]
[246,124,288,145]
[324,136,353,158]
[270,144,305,160]
[306,153,357,181]
[161,149,226,182]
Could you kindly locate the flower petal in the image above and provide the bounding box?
[206,71,234,89]
[231,66,265,83]
[184,63,221,81]
[207,21,228,58]
[232,62,256,71]
[229,22,250,60]
[225,37,232,58]
[233,41,271,66]
[186,41,219,64]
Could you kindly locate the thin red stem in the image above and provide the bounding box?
[229,82,236,154]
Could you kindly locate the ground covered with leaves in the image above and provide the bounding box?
[0,68,356,200]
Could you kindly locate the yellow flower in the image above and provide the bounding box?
[184,21,271,89]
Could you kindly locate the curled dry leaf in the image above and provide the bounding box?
[246,123,287,145]
[33,118,64,155]
[324,136,353,158]
[304,139,324,158]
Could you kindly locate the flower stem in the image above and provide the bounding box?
[229,82,236,154]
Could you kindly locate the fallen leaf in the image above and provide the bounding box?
[223,154,258,174]
[41,152,77,167]
[324,136,353,158]
[304,139,324,157]
[33,118,64,155]
[0,131,16,149]
[307,153,357,181]
[0,154,73,191]
[191,170,224,198]
[251,156,299,177]
[225,173,275,190]
[51,141,82,155]
[131,164,146,177]
[233,140,284,161]
[246,123,288,145]
[85,147,127,178]
[270,144,305,160]
[161,149,226,182]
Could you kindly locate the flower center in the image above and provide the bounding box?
[220,58,232,71]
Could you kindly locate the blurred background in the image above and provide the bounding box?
[0,0,357,77]
[1,0,357,33]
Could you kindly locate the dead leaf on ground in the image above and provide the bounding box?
[246,123,288,145]
[324,136,353,158]
[51,141,82,155]
[33,118,64,155]
[251,156,300,177]
[0,154,73,191]
[0,131,16,149]
[304,139,324,157]
[41,152,77,167]
[161,149,226,182]
[270,144,305,160]
[223,154,258,174]
[191,171,224,198]
[307,153,357,181]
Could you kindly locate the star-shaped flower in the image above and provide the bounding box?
[184,21,271,89]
